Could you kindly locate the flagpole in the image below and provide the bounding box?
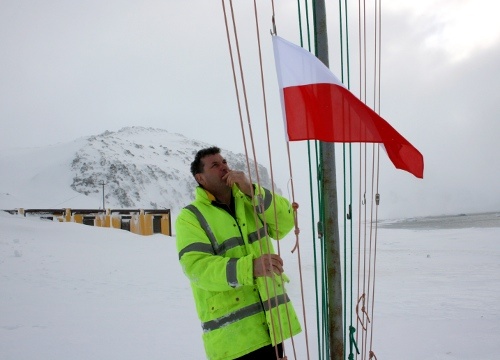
[312,0,344,358]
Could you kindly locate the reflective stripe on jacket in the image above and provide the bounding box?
[175,184,302,360]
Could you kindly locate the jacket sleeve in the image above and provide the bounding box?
[249,185,295,240]
[175,208,255,291]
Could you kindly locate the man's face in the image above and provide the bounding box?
[196,153,230,193]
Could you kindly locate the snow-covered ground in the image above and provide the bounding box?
[1,211,499,359]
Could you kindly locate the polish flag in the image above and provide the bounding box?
[272,36,424,179]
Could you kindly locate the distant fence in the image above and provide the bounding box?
[3,208,172,236]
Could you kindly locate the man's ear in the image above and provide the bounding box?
[195,173,204,185]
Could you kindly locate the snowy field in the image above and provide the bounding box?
[1,211,499,360]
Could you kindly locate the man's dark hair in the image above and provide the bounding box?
[190,146,221,177]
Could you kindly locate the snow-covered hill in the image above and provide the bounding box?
[0,126,276,216]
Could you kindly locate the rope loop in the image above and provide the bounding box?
[349,325,360,356]
[356,293,371,330]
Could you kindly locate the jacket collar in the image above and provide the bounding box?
[195,186,239,208]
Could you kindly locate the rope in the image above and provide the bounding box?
[295,2,325,359]
[221,1,313,358]
[368,0,382,356]
[221,0,282,353]
[296,0,385,357]
[336,0,359,358]
[355,1,383,359]
[219,0,386,358]
[253,1,304,357]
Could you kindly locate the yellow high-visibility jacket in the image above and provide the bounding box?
[175,184,302,359]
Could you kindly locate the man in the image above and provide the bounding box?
[175,146,301,360]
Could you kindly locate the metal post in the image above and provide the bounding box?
[99,181,106,210]
[313,0,344,358]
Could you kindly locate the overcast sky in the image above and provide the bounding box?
[1,0,499,219]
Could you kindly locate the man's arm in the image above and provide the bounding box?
[175,209,255,291]
[250,185,295,240]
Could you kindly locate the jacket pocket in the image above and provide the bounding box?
[207,289,247,319]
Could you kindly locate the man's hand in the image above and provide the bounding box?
[222,170,253,197]
[253,254,284,277]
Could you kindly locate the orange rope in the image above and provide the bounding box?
[355,1,383,359]
[221,0,280,350]
[221,2,312,359]
[368,0,382,355]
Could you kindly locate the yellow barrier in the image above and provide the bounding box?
[130,213,141,235]
[5,208,172,236]
[143,214,154,236]
[95,214,103,227]
[161,214,170,236]
[110,215,121,229]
